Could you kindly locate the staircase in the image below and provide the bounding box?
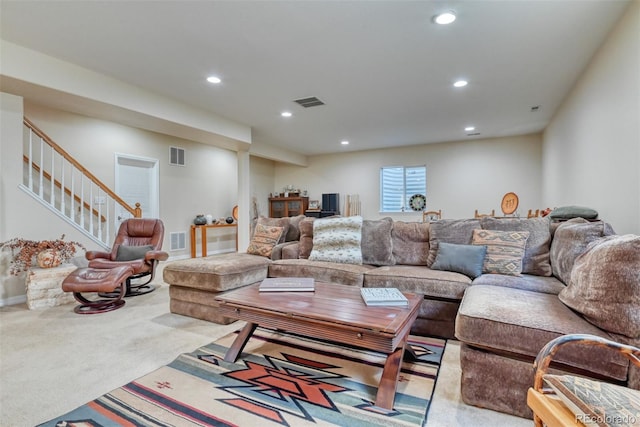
[21,117,142,249]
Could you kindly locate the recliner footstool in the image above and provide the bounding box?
[62,265,134,314]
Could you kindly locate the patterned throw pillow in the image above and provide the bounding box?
[246,224,284,258]
[309,216,363,265]
[472,229,530,276]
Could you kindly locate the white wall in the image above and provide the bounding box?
[23,103,240,252]
[250,156,276,219]
[543,1,639,234]
[275,134,543,221]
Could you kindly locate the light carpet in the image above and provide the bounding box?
[38,327,445,426]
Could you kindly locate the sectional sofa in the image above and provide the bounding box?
[163,214,639,419]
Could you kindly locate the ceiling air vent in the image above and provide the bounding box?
[293,97,325,108]
[170,147,185,166]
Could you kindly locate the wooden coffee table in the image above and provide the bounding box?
[215,281,421,410]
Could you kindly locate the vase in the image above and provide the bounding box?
[36,249,62,268]
[194,215,207,225]
[225,216,234,224]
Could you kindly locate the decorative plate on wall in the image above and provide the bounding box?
[501,192,519,215]
[409,194,426,211]
[232,205,238,221]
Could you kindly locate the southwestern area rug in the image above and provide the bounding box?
[40,328,445,427]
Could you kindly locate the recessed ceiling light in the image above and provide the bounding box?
[465,126,475,131]
[281,111,292,118]
[453,80,468,88]
[341,140,349,145]
[433,11,456,25]
[206,76,221,84]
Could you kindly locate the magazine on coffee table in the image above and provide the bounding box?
[259,277,315,292]
[361,287,408,306]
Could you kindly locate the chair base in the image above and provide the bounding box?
[74,296,126,314]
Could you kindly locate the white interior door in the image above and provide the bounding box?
[115,153,159,221]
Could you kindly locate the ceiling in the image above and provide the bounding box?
[0,0,630,156]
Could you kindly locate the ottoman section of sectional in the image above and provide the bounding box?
[164,253,271,323]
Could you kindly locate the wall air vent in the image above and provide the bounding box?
[467,133,481,136]
[170,232,186,251]
[293,97,325,108]
[170,147,185,166]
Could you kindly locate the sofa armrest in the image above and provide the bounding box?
[280,242,300,259]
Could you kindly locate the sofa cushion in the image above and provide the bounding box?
[549,218,615,285]
[246,224,285,258]
[163,253,270,292]
[431,242,486,279]
[391,221,429,265]
[255,217,289,244]
[472,229,529,276]
[269,259,374,287]
[361,217,395,266]
[285,214,306,242]
[472,273,565,295]
[426,219,481,267]
[481,217,552,276]
[298,217,315,259]
[363,265,471,300]
[559,234,640,338]
[455,285,629,381]
[309,216,363,264]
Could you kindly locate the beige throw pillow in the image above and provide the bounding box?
[246,224,284,258]
[309,216,363,265]
[472,229,530,276]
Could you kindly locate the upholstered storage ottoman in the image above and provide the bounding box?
[163,253,271,324]
[455,285,630,418]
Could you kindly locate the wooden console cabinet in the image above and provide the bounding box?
[269,196,309,217]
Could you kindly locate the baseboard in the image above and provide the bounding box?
[0,294,27,307]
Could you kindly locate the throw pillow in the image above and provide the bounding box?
[391,221,429,265]
[431,242,487,279]
[246,224,284,258]
[361,217,395,266]
[549,205,599,220]
[309,216,363,265]
[549,218,615,285]
[472,229,530,276]
[426,219,481,267]
[115,244,153,261]
[255,217,289,244]
[559,234,640,338]
[481,216,552,276]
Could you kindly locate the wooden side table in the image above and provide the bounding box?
[190,223,238,257]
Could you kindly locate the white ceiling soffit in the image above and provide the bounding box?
[0,0,631,156]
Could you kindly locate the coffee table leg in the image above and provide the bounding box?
[224,322,257,363]
[375,343,405,410]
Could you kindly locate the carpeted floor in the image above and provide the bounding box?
[0,265,530,426]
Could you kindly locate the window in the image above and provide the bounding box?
[380,165,426,212]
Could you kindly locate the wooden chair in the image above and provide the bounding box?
[527,334,640,427]
[474,209,495,218]
[528,209,540,218]
[423,210,442,222]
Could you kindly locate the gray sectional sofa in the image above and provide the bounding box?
[163,214,640,419]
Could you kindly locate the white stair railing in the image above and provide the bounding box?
[21,118,141,248]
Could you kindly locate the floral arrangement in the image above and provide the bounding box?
[0,234,86,275]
